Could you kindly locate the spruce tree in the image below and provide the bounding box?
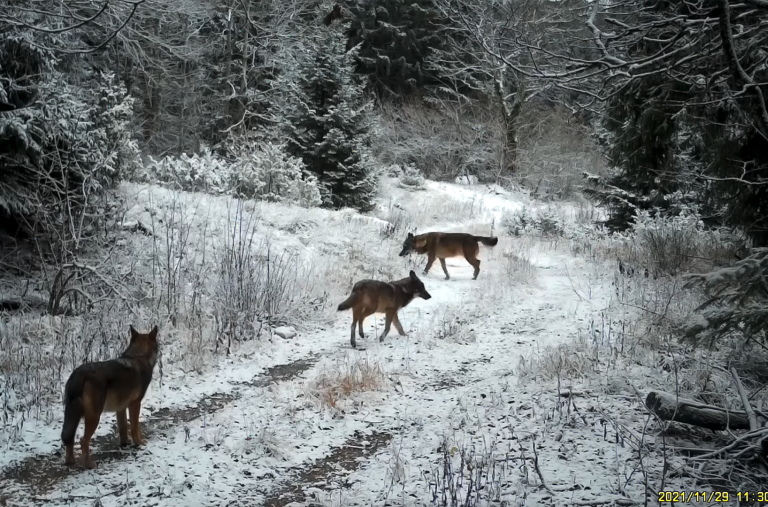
[282,22,378,212]
[343,0,447,96]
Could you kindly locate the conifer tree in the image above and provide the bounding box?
[282,22,378,212]
[344,0,447,96]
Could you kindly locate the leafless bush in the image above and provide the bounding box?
[376,199,414,239]
[433,315,477,344]
[212,200,304,353]
[147,191,209,328]
[516,341,594,385]
[615,210,745,278]
[374,98,502,181]
[501,248,536,285]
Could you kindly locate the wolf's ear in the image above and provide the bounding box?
[409,270,417,279]
[148,326,159,341]
[129,325,139,341]
[407,232,413,239]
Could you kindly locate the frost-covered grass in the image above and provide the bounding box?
[0,176,760,506]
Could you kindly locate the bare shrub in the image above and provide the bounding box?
[433,314,477,344]
[212,200,304,353]
[515,105,607,200]
[147,191,209,327]
[616,209,746,277]
[516,341,593,385]
[501,247,536,285]
[374,98,502,182]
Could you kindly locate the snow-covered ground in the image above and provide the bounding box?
[0,178,692,506]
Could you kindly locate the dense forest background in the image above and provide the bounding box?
[2,0,766,235]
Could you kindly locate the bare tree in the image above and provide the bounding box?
[0,0,146,53]
[431,0,568,176]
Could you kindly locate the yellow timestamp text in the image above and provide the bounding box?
[658,491,730,503]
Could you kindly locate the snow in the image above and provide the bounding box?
[0,177,695,505]
[273,326,297,339]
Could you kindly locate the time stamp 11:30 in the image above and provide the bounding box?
[659,491,768,503]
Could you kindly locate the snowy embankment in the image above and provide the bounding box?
[1,177,666,506]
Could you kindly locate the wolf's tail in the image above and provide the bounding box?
[474,236,499,247]
[61,376,85,446]
[337,292,359,311]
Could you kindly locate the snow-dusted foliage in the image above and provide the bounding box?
[140,142,322,208]
[142,147,230,194]
[228,141,322,208]
[615,206,741,276]
[0,37,139,220]
[390,163,426,190]
[92,72,142,184]
[501,207,565,237]
[684,248,768,346]
[280,22,379,212]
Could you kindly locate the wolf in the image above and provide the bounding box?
[399,232,499,280]
[61,325,159,469]
[337,270,432,348]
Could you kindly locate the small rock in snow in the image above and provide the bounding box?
[274,326,297,339]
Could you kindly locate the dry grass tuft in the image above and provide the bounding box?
[308,356,386,411]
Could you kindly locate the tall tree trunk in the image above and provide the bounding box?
[223,6,234,125]
[495,68,525,176]
[239,0,250,136]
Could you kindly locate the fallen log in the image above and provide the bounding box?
[645,391,754,431]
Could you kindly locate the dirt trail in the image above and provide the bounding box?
[0,356,318,496]
[263,430,392,506]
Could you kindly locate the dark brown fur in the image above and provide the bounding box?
[337,270,432,348]
[61,325,159,469]
[399,232,498,280]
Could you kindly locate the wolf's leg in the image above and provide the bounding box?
[471,259,481,279]
[379,311,394,342]
[439,258,450,280]
[464,246,481,279]
[350,320,357,349]
[81,410,101,469]
[129,400,146,446]
[423,254,435,275]
[117,409,129,446]
[393,314,407,336]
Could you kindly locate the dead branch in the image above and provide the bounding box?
[731,367,760,431]
[645,391,755,431]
